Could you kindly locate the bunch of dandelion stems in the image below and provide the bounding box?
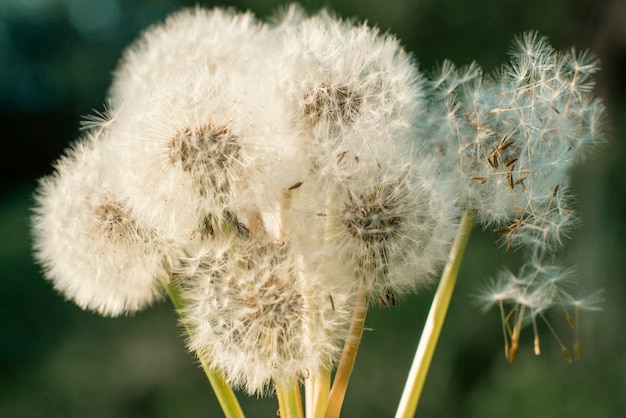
[163,210,474,418]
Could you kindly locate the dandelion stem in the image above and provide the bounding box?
[305,369,331,418]
[276,379,305,418]
[324,291,369,418]
[163,278,245,418]
[395,210,474,418]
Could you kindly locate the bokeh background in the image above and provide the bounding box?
[1,0,624,417]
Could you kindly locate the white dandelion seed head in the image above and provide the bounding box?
[108,7,270,106]
[31,130,167,317]
[288,152,459,301]
[276,8,426,174]
[179,238,351,395]
[422,32,605,252]
[109,51,307,243]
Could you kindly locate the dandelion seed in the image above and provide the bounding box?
[538,311,573,364]
[563,290,604,360]
[288,181,304,190]
[477,257,592,363]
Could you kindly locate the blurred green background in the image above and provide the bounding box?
[1,0,624,417]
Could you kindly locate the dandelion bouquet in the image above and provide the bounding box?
[31,5,605,417]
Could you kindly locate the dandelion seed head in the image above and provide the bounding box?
[277,8,425,166]
[303,82,363,133]
[109,7,269,105]
[110,57,306,243]
[31,131,166,317]
[423,31,605,254]
[181,239,349,395]
[341,183,403,244]
[168,122,240,196]
[289,155,459,300]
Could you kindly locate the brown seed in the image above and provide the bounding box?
[470,176,487,184]
[288,181,303,190]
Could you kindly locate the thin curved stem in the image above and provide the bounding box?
[163,278,245,418]
[395,211,474,418]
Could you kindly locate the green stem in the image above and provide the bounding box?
[276,379,305,418]
[394,210,474,418]
[163,278,245,418]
